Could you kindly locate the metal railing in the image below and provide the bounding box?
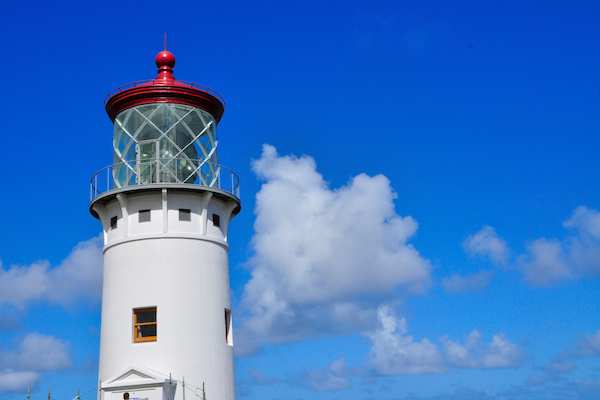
[104,80,226,108]
[90,159,240,201]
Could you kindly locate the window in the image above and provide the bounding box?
[225,308,232,345]
[139,209,151,222]
[179,209,191,221]
[110,216,118,229]
[213,214,221,228]
[133,308,157,342]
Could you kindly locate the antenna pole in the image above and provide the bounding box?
[164,33,167,51]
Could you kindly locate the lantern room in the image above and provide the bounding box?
[102,50,226,190]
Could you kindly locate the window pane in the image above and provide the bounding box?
[136,310,156,323]
[138,324,157,338]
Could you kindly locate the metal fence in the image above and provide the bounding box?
[91,159,240,200]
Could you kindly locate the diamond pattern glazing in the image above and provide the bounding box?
[112,104,219,188]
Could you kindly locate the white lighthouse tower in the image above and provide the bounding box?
[90,50,240,400]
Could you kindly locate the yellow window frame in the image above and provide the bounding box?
[133,307,157,342]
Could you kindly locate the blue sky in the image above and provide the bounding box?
[1,0,600,399]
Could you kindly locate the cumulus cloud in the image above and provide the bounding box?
[0,371,40,392]
[366,307,523,375]
[463,226,509,265]
[528,330,600,387]
[0,237,99,392]
[1,333,71,372]
[441,271,493,294]
[367,307,446,375]
[563,206,600,277]
[247,369,281,385]
[237,145,431,353]
[559,330,600,359]
[0,236,103,308]
[471,207,600,286]
[0,333,71,392]
[298,358,352,391]
[517,238,573,286]
[516,205,600,286]
[441,330,523,369]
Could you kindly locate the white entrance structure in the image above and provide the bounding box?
[90,50,241,400]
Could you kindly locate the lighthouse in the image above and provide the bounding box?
[89,50,240,400]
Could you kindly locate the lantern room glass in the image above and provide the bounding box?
[112,103,219,188]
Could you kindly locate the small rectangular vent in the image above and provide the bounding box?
[110,216,117,229]
[213,214,221,228]
[179,209,191,221]
[139,209,151,223]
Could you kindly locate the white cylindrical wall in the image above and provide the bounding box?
[95,189,238,400]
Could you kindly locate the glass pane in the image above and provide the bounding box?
[149,104,178,133]
[138,142,156,160]
[182,110,204,135]
[138,324,157,338]
[137,125,161,141]
[112,103,220,188]
[136,104,158,118]
[136,310,156,323]
[171,104,191,118]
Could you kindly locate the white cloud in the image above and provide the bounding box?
[564,206,600,239]
[529,330,600,385]
[463,226,509,265]
[0,333,71,392]
[367,307,446,375]
[539,361,578,374]
[0,371,40,392]
[0,237,98,392]
[299,358,352,391]
[560,330,600,359]
[564,206,600,277]
[2,333,71,372]
[0,236,103,308]
[441,330,523,369]
[441,271,493,294]
[517,238,573,286]
[237,145,431,353]
[525,372,549,387]
[512,206,600,286]
[366,307,523,375]
[248,369,281,385]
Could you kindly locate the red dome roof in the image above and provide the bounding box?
[105,51,225,123]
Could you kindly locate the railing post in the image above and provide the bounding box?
[156,159,160,183]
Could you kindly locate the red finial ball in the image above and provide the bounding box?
[156,51,176,69]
